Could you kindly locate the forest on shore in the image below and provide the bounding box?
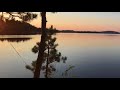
[0,18,119,35]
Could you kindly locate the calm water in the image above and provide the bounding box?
[0,33,120,78]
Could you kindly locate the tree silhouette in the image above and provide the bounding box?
[0,12,57,78]
[33,12,47,78]
[26,26,67,78]
[0,12,38,35]
[0,12,37,22]
[30,12,55,78]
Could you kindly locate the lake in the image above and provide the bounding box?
[0,33,120,78]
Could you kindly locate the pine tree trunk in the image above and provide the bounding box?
[34,12,47,78]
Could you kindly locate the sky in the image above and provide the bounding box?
[30,12,120,31]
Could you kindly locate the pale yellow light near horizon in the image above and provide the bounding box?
[2,12,120,31]
[30,12,120,32]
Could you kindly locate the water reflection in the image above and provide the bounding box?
[1,33,120,78]
[26,31,67,78]
[0,38,32,42]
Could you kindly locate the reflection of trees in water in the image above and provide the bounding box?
[0,38,32,42]
[26,29,67,78]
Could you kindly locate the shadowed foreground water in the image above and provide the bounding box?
[0,33,120,78]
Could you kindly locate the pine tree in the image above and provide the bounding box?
[26,26,67,78]
[0,12,57,78]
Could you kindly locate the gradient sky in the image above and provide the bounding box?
[30,12,120,31]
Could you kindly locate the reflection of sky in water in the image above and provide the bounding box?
[1,34,120,78]
[56,33,120,78]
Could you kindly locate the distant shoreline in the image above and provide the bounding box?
[0,19,119,35]
[57,30,120,34]
[0,30,120,35]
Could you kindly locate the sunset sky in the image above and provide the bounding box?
[30,12,120,31]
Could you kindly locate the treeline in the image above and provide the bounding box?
[58,30,120,34]
[0,19,40,35]
[0,18,119,35]
[0,19,59,35]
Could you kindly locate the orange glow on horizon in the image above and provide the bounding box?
[29,12,120,32]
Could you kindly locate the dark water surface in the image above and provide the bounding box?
[0,33,120,78]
